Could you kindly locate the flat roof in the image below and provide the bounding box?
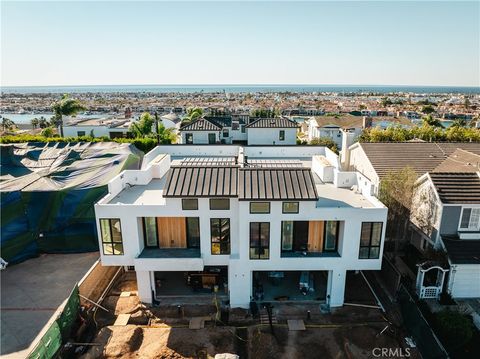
[110,178,167,205]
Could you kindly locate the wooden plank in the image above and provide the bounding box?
[157,217,187,248]
[189,317,205,329]
[114,313,130,326]
[287,319,306,331]
[308,221,324,252]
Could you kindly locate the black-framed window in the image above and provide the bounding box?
[324,221,339,252]
[211,218,230,255]
[359,222,382,259]
[250,222,270,259]
[250,202,270,214]
[186,217,200,248]
[279,130,285,141]
[232,121,239,130]
[185,133,193,144]
[241,125,246,133]
[223,129,229,138]
[182,198,198,210]
[77,131,86,137]
[282,202,299,214]
[100,218,124,255]
[143,217,158,247]
[210,198,230,210]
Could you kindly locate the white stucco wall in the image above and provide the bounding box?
[247,128,297,145]
[63,125,110,137]
[180,131,220,144]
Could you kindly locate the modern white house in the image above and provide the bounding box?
[245,118,298,145]
[94,145,387,309]
[179,116,298,146]
[63,117,133,138]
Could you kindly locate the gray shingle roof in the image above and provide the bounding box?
[359,142,480,178]
[163,166,238,197]
[443,238,480,264]
[430,172,480,204]
[239,168,318,201]
[179,118,221,131]
[246,118,299,128]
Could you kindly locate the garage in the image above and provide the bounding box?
[252,271,328,302]
[154,266,228,298]
[449,264,480,298]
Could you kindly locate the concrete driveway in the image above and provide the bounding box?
[1,252,98,358]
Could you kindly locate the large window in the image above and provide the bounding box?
[281,220,339,254]
[250,202,270,214]
[210,198,230,210]
[324,221,339,251]
[100,219,123,255]
[211,218,230,254]
[186,217,200,248]
[185,133,193,144]
[143,217,158,247]
[359,222,382,259]
[282,202,299,214]
[182,199,198,210]
[460,208,480,231]
[250,222,270,259]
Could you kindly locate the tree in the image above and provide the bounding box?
[129,112,154,138]
[378,167,417,250]
[421,105,435,114]
[31,118,39,129]
[38,116,50,129]
[308,137,339,153]
[450,118,467,128]
[40,127,54,137]
[422,114,443,128]
[182,107,204,125]
[51,94,87,137]
[1,117,15,132]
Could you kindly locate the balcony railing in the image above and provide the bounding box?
[138,247,201,259]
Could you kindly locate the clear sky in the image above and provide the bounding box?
[1,1,479,87]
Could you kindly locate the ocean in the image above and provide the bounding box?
[2,84,479,94]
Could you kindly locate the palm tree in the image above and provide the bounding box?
[31,118,40,129]
[38,116,49,129]
[450,119,467,128]
[422,114,443,128]
[182,107,203,125]
[51,94,87,137]
[1,117,15,132]
[129,112,154,138]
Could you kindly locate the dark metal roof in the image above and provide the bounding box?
[359,143,480,178]
[430,172,480,204]
[246,118,299,128]
[163,166,238,197]
[179,118,221,131]
[239,168,318,201]
[443,238,480,264]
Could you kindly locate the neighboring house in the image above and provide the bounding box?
[63,117,132,138]
[160,112,182,130]
[179,118,222,144]
[179,115,248,144]
[94,145,387,309]
[410,172,480,298]
[246,118,298,145]
[345,142,480,193]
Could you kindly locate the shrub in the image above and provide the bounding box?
[435,309,474,350]
[0,134,163,153]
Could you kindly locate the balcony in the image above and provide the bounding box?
[281,251,340,258]
[138,247,201,259]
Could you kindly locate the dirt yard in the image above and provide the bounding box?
[79,271,419,359]
[248,325,419,359]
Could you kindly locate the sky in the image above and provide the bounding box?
[1,1,479,87]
